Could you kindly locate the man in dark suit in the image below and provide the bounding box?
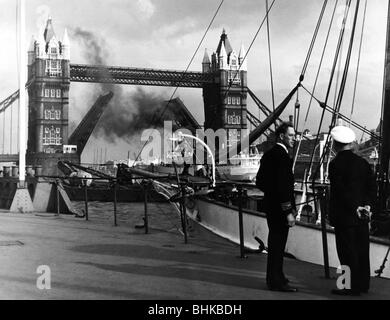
[328,125,376,296]
[256,122,298,292]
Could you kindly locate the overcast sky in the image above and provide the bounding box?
[0,0,387,162]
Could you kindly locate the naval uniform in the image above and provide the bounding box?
[256,143,296,288]
[329,150,376,294]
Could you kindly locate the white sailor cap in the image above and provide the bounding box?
[330,125,356,144]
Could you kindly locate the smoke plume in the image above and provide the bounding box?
[96,87,167,143]
[70,27,168,144]
[71,27,109,66]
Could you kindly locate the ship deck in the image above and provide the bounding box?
[0,202,389,301]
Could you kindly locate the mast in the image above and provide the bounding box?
[10,0,34,213]
[18,0,27,185]
[379,0,390,213]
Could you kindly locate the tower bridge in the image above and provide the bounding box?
[0,17,263,173]
[69,64,214,88]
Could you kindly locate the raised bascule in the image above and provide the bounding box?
[0,17,258,210]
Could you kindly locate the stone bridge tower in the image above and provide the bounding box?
[27,18,78,174]
[202,30,248,159]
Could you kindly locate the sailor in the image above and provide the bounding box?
[328,125,376,296]
[256,121,298,292]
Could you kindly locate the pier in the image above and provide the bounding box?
[0,202,389,300]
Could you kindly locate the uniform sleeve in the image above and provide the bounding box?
[363,161,376,208]
[277,156,294,216]
[328,161,336,226]
[256,157,266,191]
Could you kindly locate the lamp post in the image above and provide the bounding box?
[10,0,34,213]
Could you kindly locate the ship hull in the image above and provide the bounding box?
[185,197,390,280]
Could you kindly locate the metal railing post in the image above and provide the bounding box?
[113,179,117,226]
[56,179,60,216]
[84,182,89,221]
[317,185,330,278]
[180,184,188,244]
[237,185,247,259]
[144,183,149,234]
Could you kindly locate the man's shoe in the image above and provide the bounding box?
[269,284,298,292]
[331,289,360,296]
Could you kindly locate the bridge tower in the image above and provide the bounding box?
[27,18,78,175]
[202,30,248,159]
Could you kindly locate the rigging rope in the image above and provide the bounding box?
[317,0,362,183]
[300,0,329,81]
[293,0,338,172]
[332,0,361,122]
[265,0,276,122]
[221,0,277,101]
[300,0,364,186]
[220,1,278,146]
[305,0,352,181]
[133,0,225,165]
[349,0,368,123]
[332,33,344,120]
[312,0,360,187]
[300,84,380,140]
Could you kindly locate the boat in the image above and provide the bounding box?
[216,147,263,182]
[184,184,390,280]
[57,160,165,202]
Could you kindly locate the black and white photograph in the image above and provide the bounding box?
[0,0,389,307]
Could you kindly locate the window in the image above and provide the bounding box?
[227,112,241,125]
[46,59,62,77]
[56,89,61,98]
[43,126,62,146]
[51,89,56,98]
[228,71,241,85]
[50,48,57,54]
[228,96,241,105]
[43,127,50,145]
[44,89,50,97]
[44,107,61,120]
[230,58,238,70]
